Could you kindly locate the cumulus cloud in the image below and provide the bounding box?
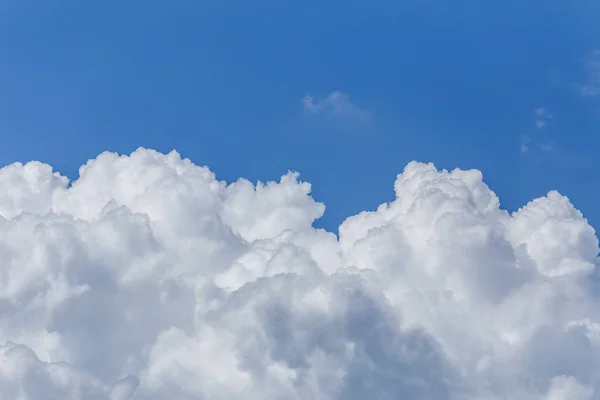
[302,91,369,121]
[0,342,138,400]
[582,50,600,97]
[0,148,599,399]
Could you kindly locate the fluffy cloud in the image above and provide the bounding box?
[0,148,598,399]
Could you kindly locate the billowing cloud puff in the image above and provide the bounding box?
[0,148,598,399]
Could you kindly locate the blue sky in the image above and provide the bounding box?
[1,0,599,232]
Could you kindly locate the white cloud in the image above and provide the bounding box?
[0,342,138,399]
[582,50,600,97]
[545,376,594,400]
[301,91,369,120]
[0,148,599,399]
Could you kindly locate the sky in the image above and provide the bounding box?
[1,0,600,232]
[1,1,600,399]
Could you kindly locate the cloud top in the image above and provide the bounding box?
[0,148,598,399]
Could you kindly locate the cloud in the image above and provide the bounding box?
[520,109,589,167]
[0,148,599,399]
[301,91,369,121]
[582,50,600,97]
[0,342,139,400]
[520,134,531,153]
[521,108,557,154]
[534,107,552,130]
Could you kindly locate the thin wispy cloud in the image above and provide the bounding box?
[520,134,530,153]
[581,50,600,97]
[520,109,590,167]
[521,108,554,154]
[534,107,552,130]
[301,91,369,121]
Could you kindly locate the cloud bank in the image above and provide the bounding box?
[0,148,598,399]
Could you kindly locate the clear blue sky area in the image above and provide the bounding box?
[1,1,599,232]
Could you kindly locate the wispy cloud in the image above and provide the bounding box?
[520,107,552,154]
[581,50,600,97]
[533,107,552,130]
[520,134,530,153]
[301,91,369,120]
[520,108,591,167]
